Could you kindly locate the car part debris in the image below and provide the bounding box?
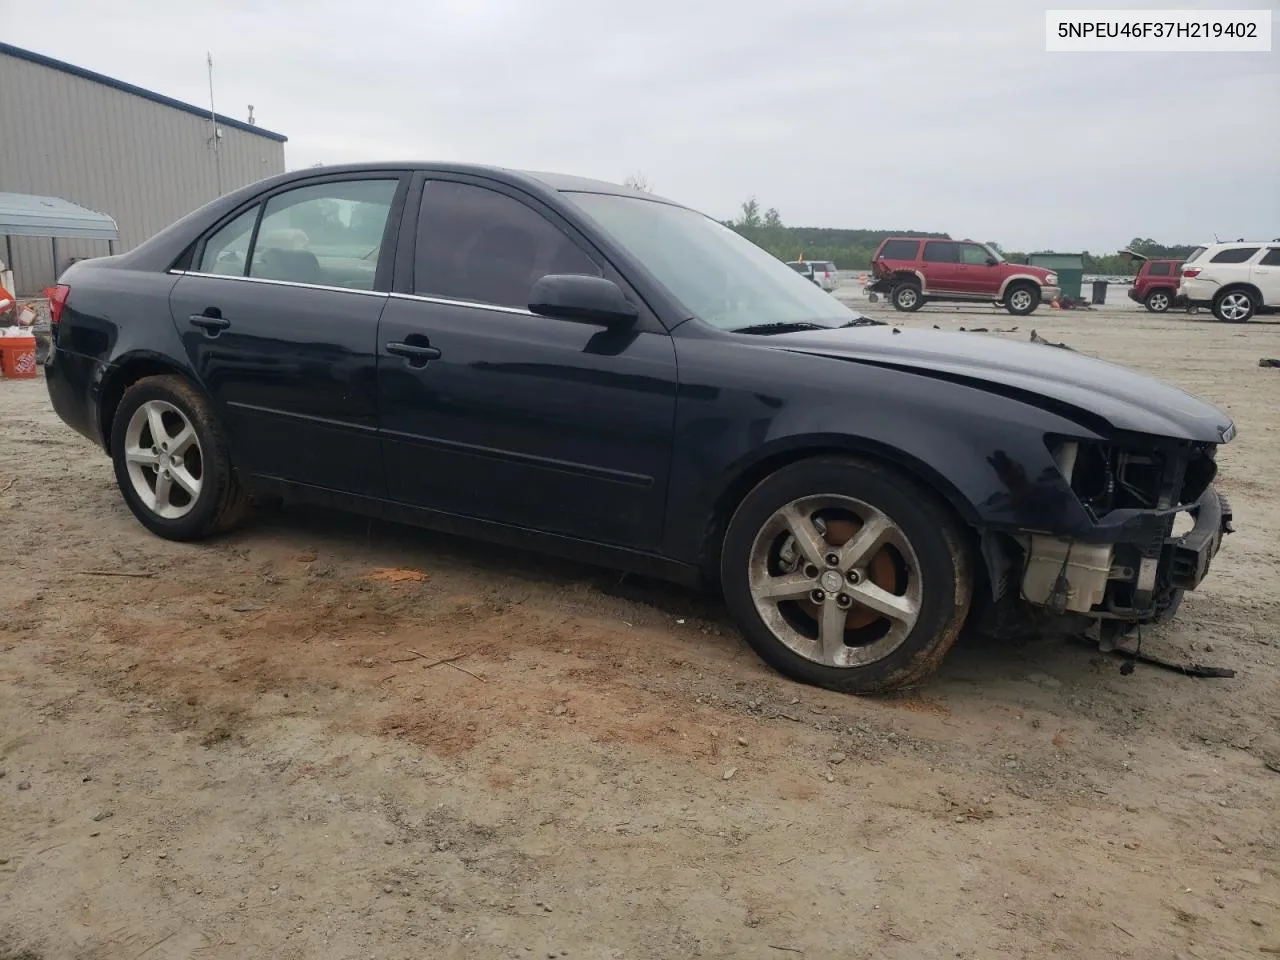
[1030,329,1074,350]
[1084,636,1237,678]
[1260,358,1280,368]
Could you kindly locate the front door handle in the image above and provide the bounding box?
[386,341,442,367]
[189,310,230,335]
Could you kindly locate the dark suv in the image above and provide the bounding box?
[869,238,1060,315]
[1128,259,1185,312]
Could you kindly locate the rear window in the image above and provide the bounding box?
[879,239,920,261]
[1184,246,1207,263]
[788,262,810,273]
[1148,262,1172,276]
[814,261,835,272]
[1210,247,1259,264]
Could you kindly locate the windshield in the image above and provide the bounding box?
[567,192,863,331]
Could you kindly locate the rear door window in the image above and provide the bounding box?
[249,179,398,290]
[415,180,601,309]
[923,241,959,264]
[198,207,259,276]
[1148,262,1171,276]
[879,239,920,261]
[1209,247,1258,264]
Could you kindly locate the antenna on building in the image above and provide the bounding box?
[206,52,223,196]
[247,104,255,125]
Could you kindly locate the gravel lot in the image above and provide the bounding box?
[2,295,1278,960]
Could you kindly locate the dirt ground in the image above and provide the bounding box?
[2,295,1278,960]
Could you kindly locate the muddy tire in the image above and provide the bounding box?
[1005,283,1041,316]
[891,283,923,312]
[110,375,249,541]
[720,456,973,695]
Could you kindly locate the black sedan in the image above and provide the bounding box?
[44,164,1235,694]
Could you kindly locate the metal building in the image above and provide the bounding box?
[0,43,287,295]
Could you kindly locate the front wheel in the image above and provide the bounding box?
[720,457,973,694]
[1213,289,1255,323]
[1005,284,1041,316]
[110,375,249,540]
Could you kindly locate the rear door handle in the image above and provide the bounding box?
[386,341,442,367]
[189,312,230,333]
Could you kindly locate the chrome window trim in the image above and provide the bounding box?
[389,292,535,317]
[168,270,389,298]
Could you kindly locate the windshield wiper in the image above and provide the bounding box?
[730,321,829,335]
[840,316,887,328]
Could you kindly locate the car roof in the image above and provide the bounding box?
[259,162,686,206]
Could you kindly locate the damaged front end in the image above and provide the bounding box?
[977,434,1234,647]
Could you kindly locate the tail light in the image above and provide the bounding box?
[48,284,70,326]
[1182,268,1201,278]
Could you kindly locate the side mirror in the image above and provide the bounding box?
[529,274,638,328]
[985,256,999,266]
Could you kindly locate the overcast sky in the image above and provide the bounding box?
[3,0,1277,251]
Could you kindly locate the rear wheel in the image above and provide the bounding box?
[891,282,923,312]
[1213,289,1255,323]
[110,375,249,540]
[1005,283,1041,316]
[1144,289,1172,313]
[720,457,972,694]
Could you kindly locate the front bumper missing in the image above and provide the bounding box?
[1168,486,1232,591]
[1020,485,1232,620]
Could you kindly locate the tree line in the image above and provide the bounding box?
[723,197,1199,275]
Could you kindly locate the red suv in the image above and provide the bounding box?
[869,238,1060,316]
[1127,259,1185,312]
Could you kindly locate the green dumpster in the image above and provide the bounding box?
[1027,252,1084,301]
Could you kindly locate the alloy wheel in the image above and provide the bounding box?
[1010,289,1034,312]
[746,495,922,668]
[1147,291,1170,312]
[123,400,203,519]
[1218,292,1252,322]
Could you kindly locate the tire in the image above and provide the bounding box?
[1144,289,1172,313]
[1213,288,1255,323]
[720,456,973,694]
[110,375,249,541]
[891,282,923,312]
[1004,283,1041,316]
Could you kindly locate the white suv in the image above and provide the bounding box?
[1179,241,1280,323]
[787,260,839,292]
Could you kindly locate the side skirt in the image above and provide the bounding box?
[248,475,705,589]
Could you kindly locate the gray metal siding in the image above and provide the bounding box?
[0,52,285,294]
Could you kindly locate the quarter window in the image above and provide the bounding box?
[1259,248,1280,266]
[1209,247,1259,264]
[879,239,920,261]
[248,179,398,290]
[415,181,600,308]
[923,241,959,264]
[198,207,259,276]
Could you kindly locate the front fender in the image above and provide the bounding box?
[998,273,1048,298]
[662,337,1101,567]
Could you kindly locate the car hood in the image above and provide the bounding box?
[769,326,1233,442]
